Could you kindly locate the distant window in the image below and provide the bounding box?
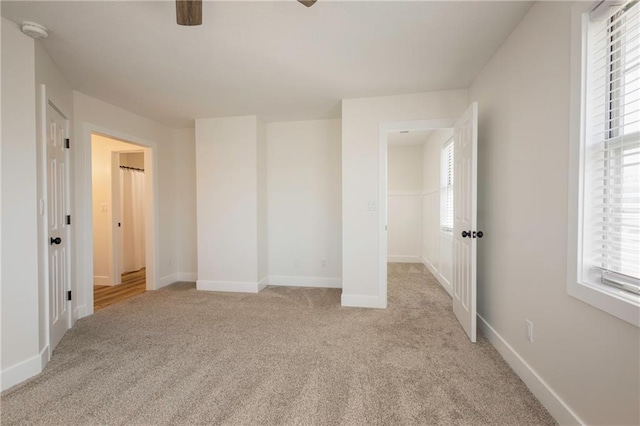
[441,138,454,232]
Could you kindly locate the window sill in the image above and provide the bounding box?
[568,279,640,328]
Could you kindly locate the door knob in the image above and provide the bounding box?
[50,237,62,245]
[476,231,484,238]
[461,230,471,238]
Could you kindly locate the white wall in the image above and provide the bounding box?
[421,128,454,294]
[1,17,40,390]
[0,14,2,392]
[73,91,197,315]
[469,2,639,425]
[388,144,423,192]
[91,135,143,285]
[266,119,342,286]
[341,90,468,307]
[174,128,197,279]
[257,120,267,282]
[120,152,144,169]
[387,144,423,262]
[195,115,265,292]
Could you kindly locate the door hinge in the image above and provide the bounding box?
[67,290,72,301]
[66,215,71,225]
[64,138,70,149]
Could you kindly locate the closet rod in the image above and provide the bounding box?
[119,165,144,172]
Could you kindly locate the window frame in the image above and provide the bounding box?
[568,1,640,327]
[440,137,454,233]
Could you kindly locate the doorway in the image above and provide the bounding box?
[385,128,455,302]
[379,105,479,342]
[90,134,151,310]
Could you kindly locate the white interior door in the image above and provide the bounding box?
[47,102,71,351]
[452,102,478,342]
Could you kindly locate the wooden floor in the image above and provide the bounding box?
[94,268,146,311]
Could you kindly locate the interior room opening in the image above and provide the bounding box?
[385,127,455,306]
[91,133,148,311]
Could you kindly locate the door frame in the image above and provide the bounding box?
[80,123,159,316]
[378,118,456,308]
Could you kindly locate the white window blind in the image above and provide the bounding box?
[441,138,454,231]
[585,0,640,294]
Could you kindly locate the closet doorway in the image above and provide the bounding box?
[91,135,148,310]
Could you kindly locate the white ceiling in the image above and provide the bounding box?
[1,1,532,128]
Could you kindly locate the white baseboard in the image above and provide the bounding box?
[41,345,50,368]
[177,272,197,282]
[197,280,265,293]
[93,276,114,286]
[421,256,452,297]
[157,272,197,288]
[388,255,422,263]
[267,275,342,288]
[257,277,268,292]
[1,346,48,392]
[477,315,582,426]
[73,305,88,321]
[158,273,177,289]
[341,293,386,308]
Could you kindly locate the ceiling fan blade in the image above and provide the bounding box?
[298,0,317,7]
[176,0,202,26]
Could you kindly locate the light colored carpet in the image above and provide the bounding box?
[0,263,556,425]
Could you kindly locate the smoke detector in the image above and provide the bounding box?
[21,22,48,39]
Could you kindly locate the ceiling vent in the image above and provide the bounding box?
[21,22,48,39]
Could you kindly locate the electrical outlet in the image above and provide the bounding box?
[525,319,533,342]
[366,201,377,211]
[321,258,326,268]
[294,258,300,268]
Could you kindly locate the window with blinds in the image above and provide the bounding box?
[584,0,640,295]
[441,138,454,232]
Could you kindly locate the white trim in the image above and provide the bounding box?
[257,277,268,292]
[196,280,266,293]
[387,190,423,197]
[158,273,178,289]
[567,2,640,328]
[422,256,437,273]
[0,346,49,392]
[177,272,197,282]
[73,305,87,321]
[422,256,453,297]
[77,123,160,319]
[93,275,113,286]
[40,345,50,368]
[478,315,583,426]
[379,118,457,311]
[341,293,386,308]
[387,255,422,263]
[267,275,342,288]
